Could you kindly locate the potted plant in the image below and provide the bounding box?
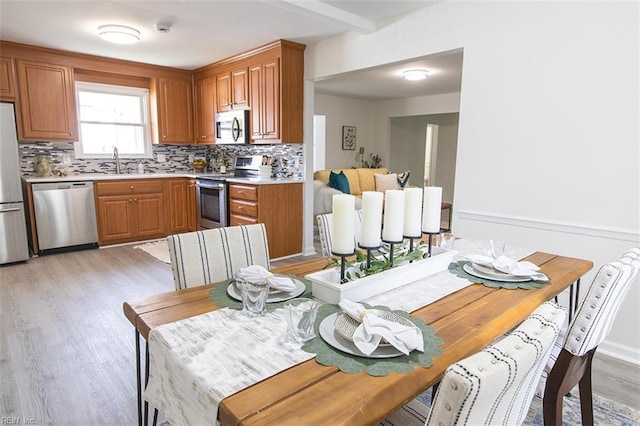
[192,158,208,173]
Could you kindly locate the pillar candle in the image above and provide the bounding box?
[403,187,423,237]
[421,186,443,233]
[360,191,383,248]
[382,190,405,242]
[332,194,355,255]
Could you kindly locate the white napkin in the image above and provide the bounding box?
[461,254,548,280]
[234,265,296,291]
[493,255,548,280]
[338,300,424,356]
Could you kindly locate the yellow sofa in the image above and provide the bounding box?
[313,168,388,216]
[313,167,388,195]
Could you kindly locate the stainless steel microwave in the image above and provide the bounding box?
[215,110,250,144]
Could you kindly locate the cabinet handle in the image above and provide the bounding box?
[134,198,138,203]
[238,206,244,210]
[129,199,133,203]
[238,190,245,194]
[130,186,134,190]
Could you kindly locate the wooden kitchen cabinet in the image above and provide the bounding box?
[193,75,216,144]
[156,76,194,144]
[15,59,77,141]
[216,65,248,112]
[228,182,302,258]
[167,178,197,234]
[95,180,167,245]
[0,56,17,101]
[249,54,280,143]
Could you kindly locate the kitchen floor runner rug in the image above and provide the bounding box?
[133,240,170,264]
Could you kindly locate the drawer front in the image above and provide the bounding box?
[96,180,164,196]
[229,199,258,218]
[230,214,258,226]
[229,184,257,201]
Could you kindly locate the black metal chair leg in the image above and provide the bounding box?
[144,344,149,426]
[136,330,142,426]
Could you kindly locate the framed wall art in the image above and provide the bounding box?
[342,126,356,150]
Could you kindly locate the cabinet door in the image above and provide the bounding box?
[96,195,136,244]
[194,76,216,143]
[158,77,194,143]
[248,57,280,143]
[0,56,17,100]
[134,193,167,238]
[261,58,280,141]
[216,73,231,112]
[168,179,190,234]
[15,59,77,141]
[231,67,248,109]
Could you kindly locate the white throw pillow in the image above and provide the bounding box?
[375,173,399,192]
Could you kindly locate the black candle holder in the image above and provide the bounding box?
[381,238,403,267]
[421,231,440,256]
[358,243,381,269]
[403,234,422,253]
[331,251,355,283]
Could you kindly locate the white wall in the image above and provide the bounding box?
[314,93,375,170]
[305,1,640,362]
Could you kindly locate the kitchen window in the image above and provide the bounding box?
[74,81,152,159]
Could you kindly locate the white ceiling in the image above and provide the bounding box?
[0,0,462,101]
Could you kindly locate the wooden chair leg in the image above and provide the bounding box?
[578,350,596,426]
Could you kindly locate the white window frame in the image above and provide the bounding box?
[74,81,152,159]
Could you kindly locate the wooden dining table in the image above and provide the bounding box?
[123,251,592,426]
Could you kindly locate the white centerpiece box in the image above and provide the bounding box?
[306,247,457,304]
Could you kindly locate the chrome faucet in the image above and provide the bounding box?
[112,146,121,174]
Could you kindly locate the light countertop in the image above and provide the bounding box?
[22,172,304,185]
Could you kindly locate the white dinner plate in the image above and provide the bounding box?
[227,278,306,303]
[318,313,406,358]
[463,263,531,283]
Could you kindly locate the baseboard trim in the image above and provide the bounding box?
[457,209,640,243]
[598,340,640,366]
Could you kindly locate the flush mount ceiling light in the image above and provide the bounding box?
[98,25,140,44]
[402,69,429,81]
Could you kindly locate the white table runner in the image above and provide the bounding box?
[144,238,535,425]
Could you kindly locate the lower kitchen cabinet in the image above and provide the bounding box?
[167,178,197,234]
[229,182,302,259]
[95,180,167,245]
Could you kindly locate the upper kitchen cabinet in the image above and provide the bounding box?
[248,41,304,144]
[154,76,194,144]
[216,65,249,112]
[0,56,17,101]
[15,59,78,142]
[193,74,216,144]
[249,53,280,143]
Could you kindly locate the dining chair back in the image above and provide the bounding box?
[166,224,271,290]
[542,247,640,425]
[426,301,567,426]
[316,209,364,258]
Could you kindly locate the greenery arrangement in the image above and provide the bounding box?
[324,242,430,282]
[363,153,383,168]
[192,158,208,167]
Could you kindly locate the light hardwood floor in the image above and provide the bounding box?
[1,244,637,424]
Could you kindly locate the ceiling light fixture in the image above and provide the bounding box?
[98,25,140,44]
[402,69,429,81]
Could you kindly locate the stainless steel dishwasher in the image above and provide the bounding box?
[32,181,98,252]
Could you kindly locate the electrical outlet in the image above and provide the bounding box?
[188,154,195,163]
[62,154,71,165]
[157,153,166,163]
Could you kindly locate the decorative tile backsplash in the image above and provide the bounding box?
[19,143,304,179]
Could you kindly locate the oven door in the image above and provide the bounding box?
[196,179,228,229]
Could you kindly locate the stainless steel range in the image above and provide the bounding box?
[195,155,263,229]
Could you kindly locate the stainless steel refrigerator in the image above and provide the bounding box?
[0,102,29,264]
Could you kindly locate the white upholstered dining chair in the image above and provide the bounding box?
[166,224,270,290]
[424,301,567,426]
[541,247,640,425]
[316,209,364,258]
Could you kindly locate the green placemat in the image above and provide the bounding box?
[208,275,313,310]
[302,304,443,377]
[449,261,550,290]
